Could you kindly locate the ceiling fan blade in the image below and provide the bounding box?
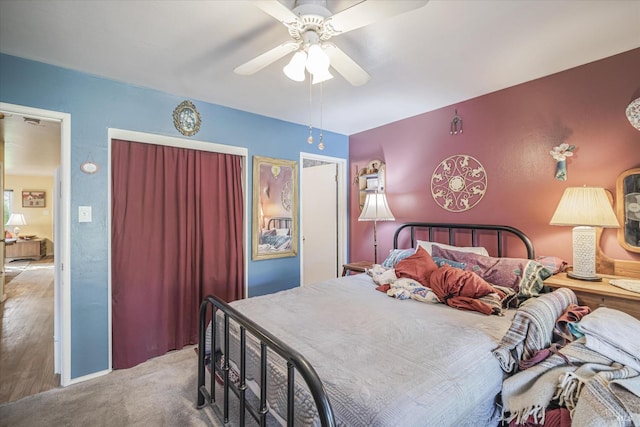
[251,0,300,25]
[326,0,429,35]
[323,43,370,86]
[234,42,300,75]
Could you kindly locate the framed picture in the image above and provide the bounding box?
[252,156,298,260]
[22,191,46,208]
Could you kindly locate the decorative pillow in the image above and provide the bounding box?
[432,256,466,270]
[395,246,438,286]
[382,248,416,268]
[262,228,276,236]
[535,256,568,275]
[275,228,290,236]
[431,246,552,299]
[417,240,489,256]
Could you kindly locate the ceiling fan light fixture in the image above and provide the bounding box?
[312,68,333,85]
[305,43,330,75]
[283,50,307,82]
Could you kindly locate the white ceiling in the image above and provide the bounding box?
[0,0,639,170]
[0,112,61,176]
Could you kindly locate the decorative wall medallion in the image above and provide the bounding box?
[281,180,292,212]
[431,154,487,212]
[626,97,640,131]
[173,100,201,136]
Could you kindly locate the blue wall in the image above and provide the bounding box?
[0,54,349,379]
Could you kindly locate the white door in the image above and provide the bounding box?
[0,161,5,303]
[53,167,61,374]
[302,163,338,285]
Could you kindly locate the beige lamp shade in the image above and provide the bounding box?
[549,187,619,228]
[6,213,27,239]
[6,213,27,227]
[358,192,395,222]
[550,186,619,281]
[358,191,395,264]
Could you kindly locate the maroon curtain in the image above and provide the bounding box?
[111,139,244,369]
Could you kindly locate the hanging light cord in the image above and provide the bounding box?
[318,82,325,150]
[307,77,314,144]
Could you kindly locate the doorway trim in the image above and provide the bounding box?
[0,102,71,386]
[299,152,347,284]
[107,128,249,371]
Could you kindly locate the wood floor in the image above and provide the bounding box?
[0,256,59,403]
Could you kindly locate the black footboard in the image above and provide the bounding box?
[197,295,336,427]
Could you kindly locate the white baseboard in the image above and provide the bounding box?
[65,368,112,386]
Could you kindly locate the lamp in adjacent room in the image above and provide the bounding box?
[6,213,27,239]
[549,186,620,281]
[358,191,395,264]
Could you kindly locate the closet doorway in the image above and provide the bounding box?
[108,129,248,369]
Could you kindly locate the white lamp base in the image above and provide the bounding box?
[568,226,602,282]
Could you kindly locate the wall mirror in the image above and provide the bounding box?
[252,156,298,260]
[616,167,640,253]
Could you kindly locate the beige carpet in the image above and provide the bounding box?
[0,346,223,427]
[1,259,263,426]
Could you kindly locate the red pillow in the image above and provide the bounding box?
[395,246,438,286]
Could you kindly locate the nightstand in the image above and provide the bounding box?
[544,273,640,320]
[342,261,373,276]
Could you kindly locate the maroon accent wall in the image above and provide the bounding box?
[349,48,640,265]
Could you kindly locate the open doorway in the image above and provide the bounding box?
[0,105,65,402]
[300,152,347,285]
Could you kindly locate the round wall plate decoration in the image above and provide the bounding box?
[173,100,201,136]
[431,154,487,212]
[626,97,640,131]
[80,161,99,174]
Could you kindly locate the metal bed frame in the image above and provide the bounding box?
[266,217,292,230]
[197,222,535,426]
[393,222,535,259]
[197,296,336,427]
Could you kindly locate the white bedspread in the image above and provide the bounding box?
[219,274,515,426]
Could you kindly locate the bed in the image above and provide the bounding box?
[197,222,542,426]
[259,217,293,252]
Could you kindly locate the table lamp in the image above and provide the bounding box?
[6,213,27,239]
[549,186,619,281]
[358,191,395,264]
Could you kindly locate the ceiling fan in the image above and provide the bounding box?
[234,0,429,86]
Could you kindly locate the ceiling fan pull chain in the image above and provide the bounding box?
[318,81,325,150]
[307,76,314,144]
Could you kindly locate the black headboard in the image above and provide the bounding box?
[266,217,292,230]
[393,222,535,259]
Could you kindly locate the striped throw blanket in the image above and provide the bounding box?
[493,288,577,374]
[500,338,639,425]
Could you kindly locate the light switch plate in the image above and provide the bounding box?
[79,206,92,223]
